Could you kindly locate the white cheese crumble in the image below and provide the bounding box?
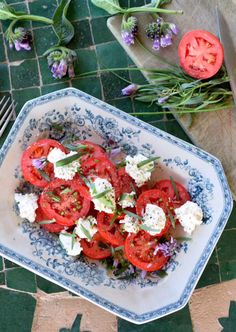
[174,201,203,235]
[47,148,80,180]
[125,154,154,187]
[75,216,97,241]
[89,177,116,214]
[59,230,82,256]
[142,204,166,236]
[119,215,139,233]
[14,193,38,223]
[118,192,136,209]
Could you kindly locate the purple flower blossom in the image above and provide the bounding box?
[169,23,179,35]
[157,237,179,257]
[152,38,160,51]
[121,16,138,46]
[47,48,76,80]
[121,84,138,96]
[140,270,147,279]
[32,157,47,170]
[121,31,135,46]
[160,34,172,48]
[158,96,169,104]
[7,27,32,52]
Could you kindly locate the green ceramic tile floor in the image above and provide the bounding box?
[0,0,236,331]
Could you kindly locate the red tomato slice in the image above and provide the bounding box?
[136,189,171,237]
[178,30,224,79]
[81,156,121,199]
[73,140,106,162]
[80,232,112,260]
[39,178,90,227]
[35,205,66,233]
[21,139,67,188]
[155,179,190,208]
[118,167,138,195]
[124,231,169,271]
[97,212,126,246]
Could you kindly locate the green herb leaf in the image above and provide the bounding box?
[80,224,92,241]
[175,236,191,241]
[170,176,180,200]
[140,224,159,233]
[115,161,126,168]
[92,188,112,199]
[38,219,56,225]
[137,156,160,168]
[91,0,123,14]
[109,213,118,227]
[52,0,74,45]
[166,206,176,228]
[0,2,17,20]
[64,143,88,151]
[55,152,82,167]
[38,169,51,182]
[123,209,143,220]
[60,187,72,194]
[155,270,168,278]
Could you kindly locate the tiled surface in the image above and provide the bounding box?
[0,0,236,331]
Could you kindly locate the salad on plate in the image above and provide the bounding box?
[14,137,204,278]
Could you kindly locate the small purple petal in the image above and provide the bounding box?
[158,237,179,257]
[160,35,172,48]
[140,270,147,279]
[68,63,75,78]
[121,30,135,46]
[121,84,138,96]
[158,96,169,104]
[170,23,179,35]
[152,38,160,51]
[32,157,47,170]
[14,40,21,51]
[113,259,119,268]
[19,42,31,51]
[58,59,68,77]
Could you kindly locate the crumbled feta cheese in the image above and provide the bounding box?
[14,193,38,223]
[75,216,97,241]
[118,192,136,209]
[90,177,116,214]
[59,231,82,256]
[125,154,154,187]
[142,204,166,236]
[47,148,80,180]
[119,215,139,233]
[174,201,203,235]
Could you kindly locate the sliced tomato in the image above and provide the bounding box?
[35,205,65,233]
[124,231,169,271]
[118,167,138,194]
[80,156,121,199]
[136,189,171,237]
[97,212,126,246]
[73,140,106,162]
[80,232,112,260]
[155,179,190,208]
[178,30,224,79]
[21,139,67,188]
[39,178,90,227]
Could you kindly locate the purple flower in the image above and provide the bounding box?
[152,38,160,51]
[157,237,179,257]
[121,16,138,46]
[32,157,47,170]
[160,34,172,48]
[169,23,179,35]
[158,96,169,104]
[47,47,76,80]
[7,27,32,51]
[121,84,138,96]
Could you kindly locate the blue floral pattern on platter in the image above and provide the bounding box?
[0,88,233,324]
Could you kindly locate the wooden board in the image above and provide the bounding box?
[107,0,236,198]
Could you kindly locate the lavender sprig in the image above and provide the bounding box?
[156,237,179,257]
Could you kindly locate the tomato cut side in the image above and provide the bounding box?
[35,205,65,233]
[81,156,121,199]
[124,231,169,271]
[39,178,90,226]
[73,140,106,162]
[80,232,112,259]
[118,167,138,195]
[154,179,190,208]
[97,212,126,246]
[21,139,67,188]
[178,30,224,79]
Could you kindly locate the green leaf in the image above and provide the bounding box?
[38,169,51,182]
[55,152,81,167]
[52,0,74,45]
[64,143,88,151]
[92,188,112,199]
[140,224,159,233]
[123,209,143,220]
[166,206,176,228]
[91,0,123,14]
[60,187,72,194]
[80,224,92,241]
[0,2,17,20]
[38,219,56,225]
[137,156,159,168]
[170,176,180,200]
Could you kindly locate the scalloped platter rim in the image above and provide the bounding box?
[0,88,233,324]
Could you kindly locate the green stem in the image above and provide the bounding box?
[125,7,183,14]
[18,14,53,24]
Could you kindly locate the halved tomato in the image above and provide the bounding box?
[72,140,106,162]
[21,139,67,188]
[35,205,65,233]
[97,212,126,246]
[80,232,112,260]
[154,179,190,208]
[39,178,90,226]
[124,231,169,271]
[178,30,224,79]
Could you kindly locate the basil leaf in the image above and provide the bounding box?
[91,0,122,14]
[52,0,74,45]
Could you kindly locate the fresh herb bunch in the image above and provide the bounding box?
[0,0,75,79]
[91,0,182,49]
